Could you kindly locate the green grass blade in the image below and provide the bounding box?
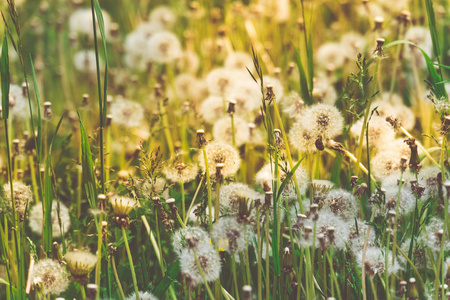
[425,0,441,61]
[92,0,109,126]
[1,33,10,120]
[78,112,98,208]
[43,114,65,252]
[152,259,180,298]
[29,55,42,162]
[385,40,448,100]
[292,43,312,105]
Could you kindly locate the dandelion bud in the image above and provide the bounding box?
[297,17,304,30]
[350,175,359,188]
[364,260,374,277]
[185,234,199,249]
[404,138,421,173]
[82,94,89,106]
[374,16,384,31]
[248,123,256,138]
[408,278,418,299]
[196,129,206,147]
[354,183,367,197]
[399,156,408,172]
[86,283,98,300]
[264,191,273,206]
[182,101,190,114]
[388,210,396,227]
[274,129,284,149]
[13,139,20,156]
[215,163,225,183]
[44,101,53,120]
[318,233,326,250]
[227,99,236,115]
[386,115,401,130]
[441,115,450,135]
[64,251,97,285]
[182,270,197,288]
[327,139,346,155]
[21,82,27,97]
[397,280,407,295]
[400,10,411,24]
[266,85,274,101]
[435,229,444,244]
[374,38,385,56]
[327,227,335,244]
[17,169,24,180]
[315,135,325,151]
[304,226,312,240]
[243,285,252,300]
[106,114,112,127]
[287,62,296,75]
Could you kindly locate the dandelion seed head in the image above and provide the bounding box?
[356,247,400,276]
[73,50,104,74]
[125,291,159,300]
[28,201,71,238]
[163,160,198,183]
[418,217,450,252]
[289,121,317,153]
[110,96,144,128]
[69,8,112,41]
[213,116,250,147]
[206,68,238,95]
[351,116,396,149]
[219,183,259,215]
[304,104,343,140]
[31,259,69,295]
[316,42,346,71]
[324,188,358,221]
[306,210,350,250]
[149,6,177,29]
[200,95,226,124]
[0,84,29,120]
[172,226,209,255]
[348,220,375,255]
[212,217,252,254]
[312,77,337,105]
[2,181,33,219]
[404,26,432,68]
[371,150,403,178]
[147,31,182,64]
[198,142,241,178]
[340,32,367,62]
[255,161,309,196]
[227,78,262,112]
[281,91,304,118]
[225,51,253,71]
[382,183,416,216]
[257,76,284,100]
[180,242,221,284]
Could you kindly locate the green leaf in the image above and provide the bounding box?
[29,55,42,162]
[385,40,448,100]
[292,43,312,105]
[1,33,10,120]
[425,0,441,61]
[152,259,180,298]
[92,0,109,126]
[78,112,98,208]
[43,114,65,252]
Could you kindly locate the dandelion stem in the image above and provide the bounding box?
[121,226,140,300]
[231,254,240,300]
[110,254,126,300]
[202,145,213,229]
[193,249,216,300]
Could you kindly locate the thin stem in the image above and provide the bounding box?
[111,254,126,299]
[121,226,140,300]
[193,250,216,300]
[202,145,213,229]
[231,254,240,300]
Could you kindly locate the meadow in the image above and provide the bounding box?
[0,0,449,299]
